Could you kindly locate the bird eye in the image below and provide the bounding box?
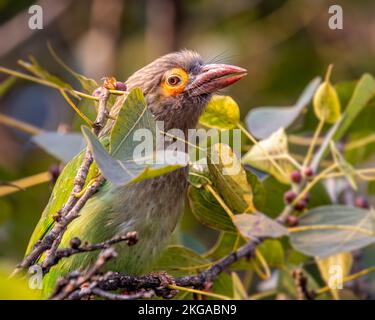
[167,75,182,86]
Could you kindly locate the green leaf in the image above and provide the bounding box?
[188,186,236,232]
[233,212,289,239]
[206,233,284,270]
[257,239,285,268]
[246,77,321,139]
[110,88,155,157]
[259,176,289,218]
[330,142,357,190]
[32,132,85,163]
[212,272,233,299]
[152,245,208,277]
[199,95,240,130]
[208,143,255,213]
[242,128,294,184]
[82,126,185,186]
[290,205,375,257]
[18,56,73,91]
[334,73,375,141]
[82,88,187,186]
[245,169,265,210]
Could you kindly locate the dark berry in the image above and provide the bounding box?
[70,237,82,249]
[115,81,127,91]
[303,167,314,177]
[355,197,369,209]
[286,215,299,227]
[302,192,310,203]
[290,171,302,184]
[284,190,297,204]
[294,199,307,211]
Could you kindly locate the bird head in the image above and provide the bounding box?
[124,50,247,132]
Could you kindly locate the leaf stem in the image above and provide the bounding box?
[0,113,42,135]
[288,224,374,237]
[303,117,325,168]
[168,284,232,300]
[315,266,375,296]
[0,66,98,100]
[205,183,235,220]
[59,89,93,126]
[0,171,51,197]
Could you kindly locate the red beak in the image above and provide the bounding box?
[186,63,247,96]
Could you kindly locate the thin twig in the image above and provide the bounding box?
[14,87,109,274]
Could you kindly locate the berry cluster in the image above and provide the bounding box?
[284,167,315,216]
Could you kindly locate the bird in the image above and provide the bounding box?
[25,50,247,296]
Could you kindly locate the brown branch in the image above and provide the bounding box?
[51,236,262,300]
[51,247,118,300]
[292,269,316,300]
[44,232,138,274]
[14,87,110,274]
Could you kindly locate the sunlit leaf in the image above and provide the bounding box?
[242,128,294,184]
[316,252,353,299]
[330,142,357,190]
[290,205,375,257]
[233,212,288,239]
[246,77,321,139]
[311,74,375,170]
[188,186,236,232]
[208,143,255,213]
[313,68,341,124]
[32,132,85,163]
[199,95,240,130]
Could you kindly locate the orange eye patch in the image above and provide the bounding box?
[161,68,189,96]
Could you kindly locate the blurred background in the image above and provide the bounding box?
[0,0,374,268]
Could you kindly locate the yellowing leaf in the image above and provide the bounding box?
[199,95,240,130]
[316,252,353,300]
[242,128,294,184]
[313,66,341,124]
[208,143,255,213]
